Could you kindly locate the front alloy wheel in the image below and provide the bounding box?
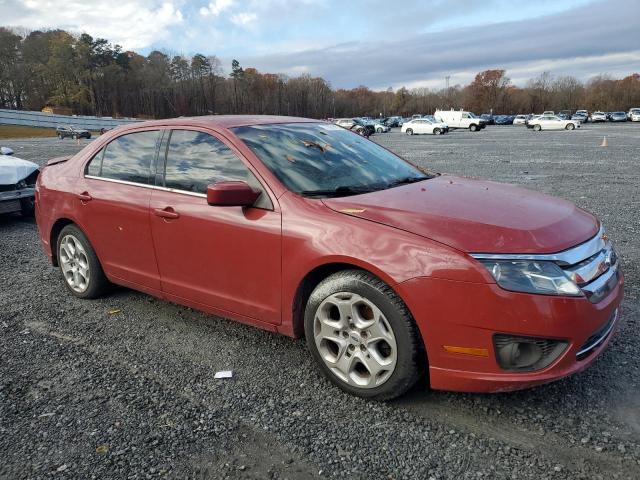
[313,292,398,388]
[304,270,424,400]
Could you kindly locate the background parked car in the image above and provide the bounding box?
[371,119,391,133]
[627,108,640,121]
[571,113,588,124]
[513,115,527,125]
[590,111,607,122]
[556,113,572,120]
[480,114,495,125]
[528,115,579,131]
[351,118,376,136]
[401,118,449,135]
[56,126,91,139]
[434,109,486,131]
[0,147,39,216]
[609,112,627,122]
[335,118,355,129]
[630,111,640,122]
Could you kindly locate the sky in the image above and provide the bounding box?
[1,0,639,90]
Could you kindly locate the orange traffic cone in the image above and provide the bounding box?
[601,136,608,147]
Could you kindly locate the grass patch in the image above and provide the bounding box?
[0,125,58,139]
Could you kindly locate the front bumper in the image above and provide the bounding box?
[397,269,624,393]
[0,187,34,214]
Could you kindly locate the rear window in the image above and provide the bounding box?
[88,130,160,184]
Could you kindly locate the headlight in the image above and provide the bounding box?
[479,260,582,296]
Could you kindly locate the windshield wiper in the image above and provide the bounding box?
[385,175,430,188]
[300,185,380,198]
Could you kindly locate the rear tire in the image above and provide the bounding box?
[304,270,424,401]
[565,123,575,130]
[533,124,542,131]
[376,127,383,133]
[56,224,110,299]
[406,128,413,135]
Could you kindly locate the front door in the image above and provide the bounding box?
[149,129,282,324]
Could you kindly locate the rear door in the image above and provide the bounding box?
[149,128,282,324]
[78,129,162,292]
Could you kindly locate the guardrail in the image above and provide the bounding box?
[0,108,141,130]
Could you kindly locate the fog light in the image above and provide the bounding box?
[494,334,568,372]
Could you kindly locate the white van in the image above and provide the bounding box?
[434,109,486,131]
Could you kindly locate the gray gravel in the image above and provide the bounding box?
[1,124,639,479]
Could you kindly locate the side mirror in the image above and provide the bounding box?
[206,181,260,207]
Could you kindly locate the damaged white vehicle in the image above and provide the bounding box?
[0,147,39,216]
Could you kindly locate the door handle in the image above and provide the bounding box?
[154,207,180,219]
[77,192,92,202]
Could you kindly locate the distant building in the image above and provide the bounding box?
[41,105,73,115]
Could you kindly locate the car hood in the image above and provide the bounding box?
[0,155,39,185]
[322,176,598,254]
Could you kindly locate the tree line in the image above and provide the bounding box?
[1,27,639,120]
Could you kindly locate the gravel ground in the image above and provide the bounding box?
[1,124,639,479]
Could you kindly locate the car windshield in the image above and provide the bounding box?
[232,122,431,197]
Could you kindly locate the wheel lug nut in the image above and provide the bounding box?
[360,345,366,351]
[342,331,348,338]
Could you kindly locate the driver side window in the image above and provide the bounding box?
[163,129,272,209]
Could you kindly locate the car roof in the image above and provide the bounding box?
[122,115,319,131]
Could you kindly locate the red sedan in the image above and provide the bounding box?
[35,116,623,400]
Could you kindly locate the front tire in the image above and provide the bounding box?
[533,124,542,131]
[406,128,413,135]
[565,123,575,130]
[376,127,383,133]
[304,270,424,401]
[469,124,478,132]
[56,224,110,299]
[433,128,441,135]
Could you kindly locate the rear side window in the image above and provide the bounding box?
[90,131,160,184]
[163,130,252,193]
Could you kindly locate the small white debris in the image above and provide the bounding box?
[214,370,233,379]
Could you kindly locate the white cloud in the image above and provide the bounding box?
[230,12,257,27]
[199,0,234,16]
[2,1,184,49]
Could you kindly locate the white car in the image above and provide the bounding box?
[401,118,449,135]
[334,118,355,129]
[0,147,39,216]
[628,108,640,121]
[513,115,527,125]
[542,110,555,116]
[590,111,607,122]
[528,115,580,131]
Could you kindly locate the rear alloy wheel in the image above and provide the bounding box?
[57,224,110,299]
[433,128,441,135]
[376,127,383,133]
[533,124,542,131]
[470,124,478,132]
[305,270,424,400]
[565,123,575,130]
[406,128,413,135]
